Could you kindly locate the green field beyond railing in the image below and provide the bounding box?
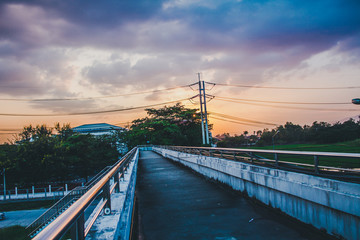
[252,139,360,153]
[160,145,360,182]
[250,139,360,169]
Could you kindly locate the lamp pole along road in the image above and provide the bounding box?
[198,73,210,145]
[272,130,280,150]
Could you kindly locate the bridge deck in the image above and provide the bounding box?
[136,150,329,240]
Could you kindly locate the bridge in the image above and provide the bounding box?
[27,146,360,240]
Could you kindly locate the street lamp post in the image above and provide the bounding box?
[272,130,280,150]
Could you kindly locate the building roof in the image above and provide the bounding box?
[73,123,124,133]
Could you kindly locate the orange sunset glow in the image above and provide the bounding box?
[0,1,359,143]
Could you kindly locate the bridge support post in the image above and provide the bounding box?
[314,156,319,174]
[103,181,111,211]
[121,166,125,181]
[250,152,254,163]
[115,171,121,193]
[275,153,279,167]
[70,212,85,240]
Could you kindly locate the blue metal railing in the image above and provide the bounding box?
[28,147,137,240]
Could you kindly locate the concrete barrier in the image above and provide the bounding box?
[86,149,139,240]
[116,148,139,240]
[153,147,360,240]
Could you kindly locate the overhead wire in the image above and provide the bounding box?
[212,96,351,105]
[0,85,192,102]
[207,82,360,90]
[213,97,359,112]
[0,129,22,131]
[0,98,191,117]
[210,116,267,127]
[209,112,278,126]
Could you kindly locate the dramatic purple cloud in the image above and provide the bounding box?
[0,0,359,110]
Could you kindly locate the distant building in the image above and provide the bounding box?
[73,123,124,135]
[73,123,127,154]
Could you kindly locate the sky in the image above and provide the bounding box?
[0,0,360,143]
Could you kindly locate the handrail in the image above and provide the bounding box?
[157,146,360,179]
[165,146,360,158]
[32,147,137,240]
[26,187,86,237]
[27,163,114,236]
[84,199,108,236]
[85,166,111,187]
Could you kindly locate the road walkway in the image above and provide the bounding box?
[0,209,47,228]
[136,150,330,240]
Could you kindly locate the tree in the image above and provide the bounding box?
[217,134,247,148]
[1,123,120,186]
[122,104,206,148]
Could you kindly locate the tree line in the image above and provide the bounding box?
[1,103,358,186]
[217,119,360,147]
[0,123,120,187]
[0,104,202,187]
[120,103,206,148]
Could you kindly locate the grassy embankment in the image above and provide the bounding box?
[0,200,56,240]
[0,226,30,240]
[0,199,56,212]
[249,139,360,168]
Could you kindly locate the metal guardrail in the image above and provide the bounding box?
[27,188,85,237]
[26,166,112,237]
[159,146,360,180]
[29,147,137,240]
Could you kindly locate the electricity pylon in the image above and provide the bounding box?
[198,73,210,145]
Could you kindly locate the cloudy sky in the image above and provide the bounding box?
[0,0,359,142]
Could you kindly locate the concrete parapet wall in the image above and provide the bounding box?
[86,149,139,240]
[116,149,139,240]
[153,147,360,240]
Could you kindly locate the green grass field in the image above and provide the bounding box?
[249,139,360,168]
[254,139,360,153]
[0,226,30,240]
[0,199,55,212]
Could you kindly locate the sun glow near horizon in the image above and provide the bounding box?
[0,0,359,143]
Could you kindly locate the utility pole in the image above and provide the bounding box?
[198,73,210,145]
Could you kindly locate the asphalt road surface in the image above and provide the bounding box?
[135,150,331,240]
[0,209,47,228]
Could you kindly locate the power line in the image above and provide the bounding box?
[210,112,278,126]
[0,85,192,102]
[0,98,191,117]
[213,98,359,112]
[0,129,22,131]
[213,96,351,105]
[208,82,360,90]
[210,116,266,127]
[112,122,130,126]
